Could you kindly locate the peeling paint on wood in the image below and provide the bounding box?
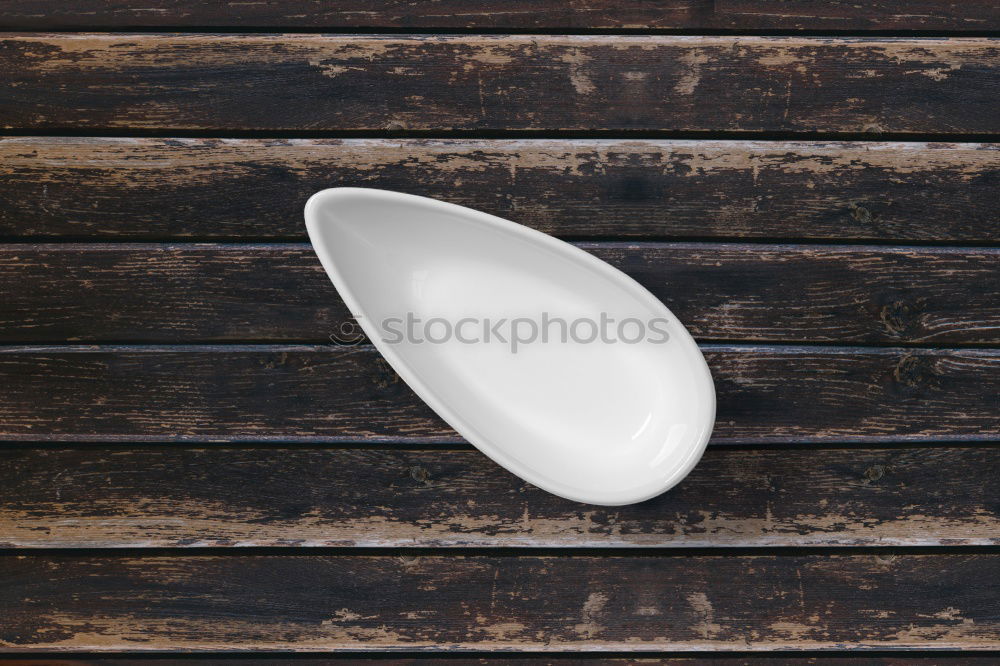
[0,346,996,443]
[1,36,998,132]
[1,554,999,650]
[2,138,997,241]
[0,243,997,345]
[1,446,998,548]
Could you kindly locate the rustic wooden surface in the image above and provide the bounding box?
[2,554,1000,650]
[2,139,998,242]
[3,35,999,133]
[0,345,996,443]
[0,651,996,666]
[1,243,997,344]
[1,0,999,660]
[0,0,996,31]
[2,446,998,548]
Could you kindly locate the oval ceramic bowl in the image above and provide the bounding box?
[305,188,715,505]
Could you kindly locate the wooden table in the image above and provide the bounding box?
[1,1,999,661]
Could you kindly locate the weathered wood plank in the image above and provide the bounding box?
[2,446,997,547]
[713,0,1000,32]
[2,138,998,242]
[2,554,999,650]
[2,36,998,133]
[0,346,995,443]
[3,653,997,663]
[4,660,999,666]
[1,244,997,345]
[0,0,995,31]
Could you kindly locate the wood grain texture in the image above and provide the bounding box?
[0,345,996,443]
[2,35,998,133]
[1,243,997,345]
[2,138,998,242]
[0,0,996,31]
[2,446,998,548]
[2,553,1000,650]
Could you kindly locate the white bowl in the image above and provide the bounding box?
[306,188,715,505]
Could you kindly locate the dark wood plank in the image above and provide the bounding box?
[2,36,998,133]
[0,651,996,666]
[4,660,1000,666]
[2,554,999,650]
[712,0,1000,32]
[0,0,996,31]
[0,346,995,443]
[2,446,998,547]
[1,243,997,345]
[3,139,998,242]
[5,657,1000,665]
